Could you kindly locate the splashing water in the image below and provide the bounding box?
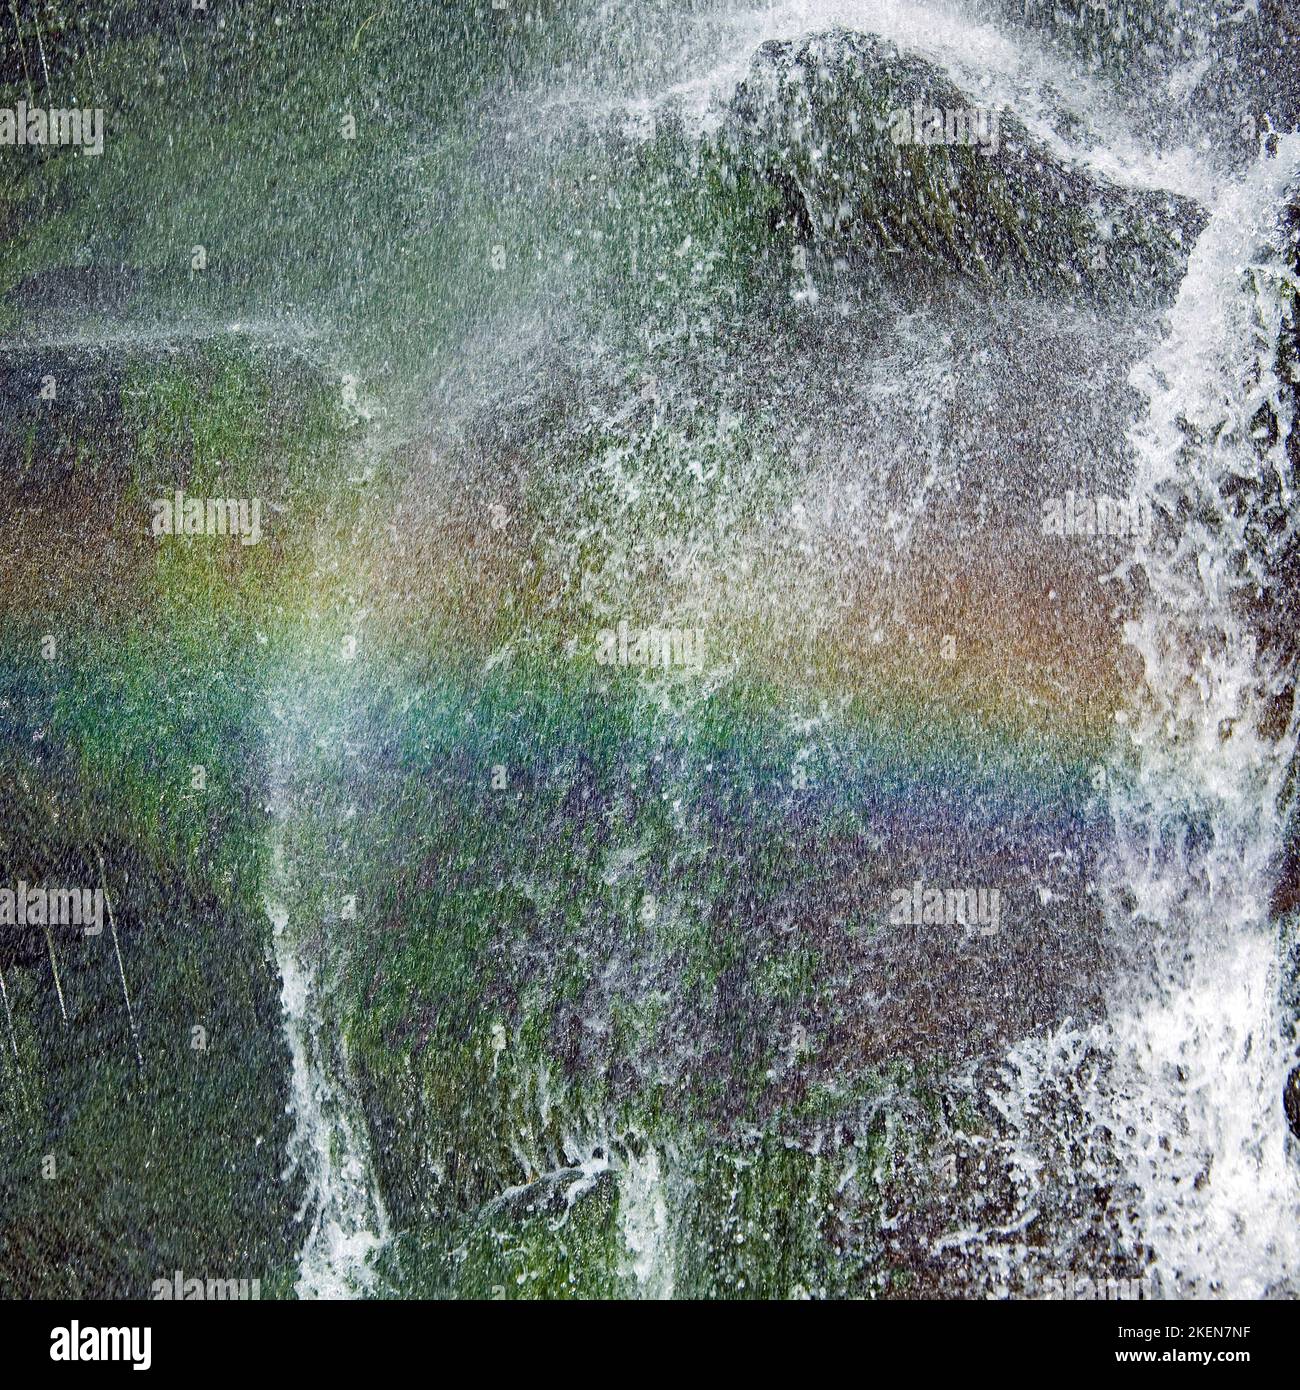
[385,1,1300,1299]
[10,0,1300,1308]
[435,3,1300,1296]
[968,141,1300,1302]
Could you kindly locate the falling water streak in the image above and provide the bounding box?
[42,926,66,1026]
[98,851,144,1073]
[7,1,35,114]
[272,919,392,1299]
[618,1146,677,1299]
[0,965,20,1067]
[30,4,50,100]
[1098,137,1300,1298]
[266,709,392,1300]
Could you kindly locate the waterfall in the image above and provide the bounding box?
[1096,137,1300,1298]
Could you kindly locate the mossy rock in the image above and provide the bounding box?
[722,28,1204,298]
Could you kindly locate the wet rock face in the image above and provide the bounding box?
[987,0,1300,155]
[1185,0,1300,158]
[1286,1065,1300,1141]
[723,28,1205,298]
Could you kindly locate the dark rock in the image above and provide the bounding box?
[723,28,1205,298]
[982,0,1300,157]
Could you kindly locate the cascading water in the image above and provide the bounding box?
[269,913,391,1299]
[617,1145,678,1299]
[949,141,1300,1301]
[1096,139,1300,1298]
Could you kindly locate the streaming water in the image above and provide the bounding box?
[549,0,1220,196]
[1097,137,1300,1298]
